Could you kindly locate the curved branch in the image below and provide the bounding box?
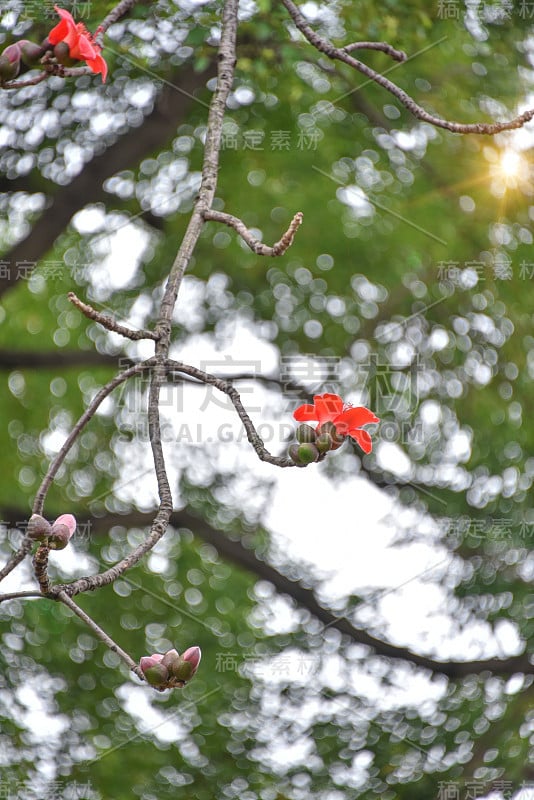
[203,210,303,256]
[33,360,155,515]
[166,360,296,467]
[281,0,534,134]
[343,41,406,61]
[0,537,33,584]
[28,507,534,679]
[0,590,42,603]
[94,0,143,45]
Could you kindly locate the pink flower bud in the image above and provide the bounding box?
[140,653,168,687]
[182,646,201,673]
[161,648,180,670]
[0,42,22,81]
[49,514,76,550]
[140,653,164,671]
[171,646,202,683]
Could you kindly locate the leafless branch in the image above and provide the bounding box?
[57,590,144,679]
[166,360,296,467]
[0,537,33,583]
[94,0,143,45]
[281,0,534,134]
[33,360,155,515]
[12,506,532,679]
[203,210,304,256]
[68,292,159,341]
[0,590,42,603]
[343,41,406,62]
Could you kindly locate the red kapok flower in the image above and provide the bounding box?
[294,393,380,454]
[48,6,107,82]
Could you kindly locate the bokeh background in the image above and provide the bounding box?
[0,1,533,798]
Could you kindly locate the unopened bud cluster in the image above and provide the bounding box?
[28,513,76,550]
[139,646,201,690]
[0,40,47,82]
[288,422,345,466]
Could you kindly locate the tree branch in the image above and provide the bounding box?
[68,292,159,341]
[281,0,534,134]
[56,590,143,679]
[9,506,529,679]
[33,360,155,515]
[203,210,303,256]
[166,360,296,467]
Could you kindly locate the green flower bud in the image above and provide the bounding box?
[315,432,333,453]
[170,658,194,683]
[143,663,169,687]
[296,423,317,444]
[297,442,319,464]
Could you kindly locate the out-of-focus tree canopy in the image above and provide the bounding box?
[0,1,533,798]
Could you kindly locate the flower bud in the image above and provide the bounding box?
[288,443,305,465]
[19,40,46,68]
[49,514,76,550]
[181,646,201,675]
[53,41,76,67]
[170,646,201,684]
[27,514,52,541]
[161,648,180,670]
[296,423,316,444]
[318,421,344,450]
[140,654,169,687]
[0,42,22,81]
[315,432,333,453]
[297,442,320,464]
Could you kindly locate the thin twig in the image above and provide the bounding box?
[68,292,159,341]
[281,0,534,134]
[166,360,296,467]
[94,0,143,45]
[56,591,144,679]
[203,210,303,256]
[33,360,155,515]
[0,537,33,584]
[157,0,239,337]
[0,590,43,604]
[343,41,406,62]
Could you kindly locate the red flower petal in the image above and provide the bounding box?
[336,406,380,430]
[69,32,97,61]
[351,428,373,454]
[48,19,70,45]
[314,393,343,424]
[87,51,107,81]
[48,6,76,43]
[293,403,317,422]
